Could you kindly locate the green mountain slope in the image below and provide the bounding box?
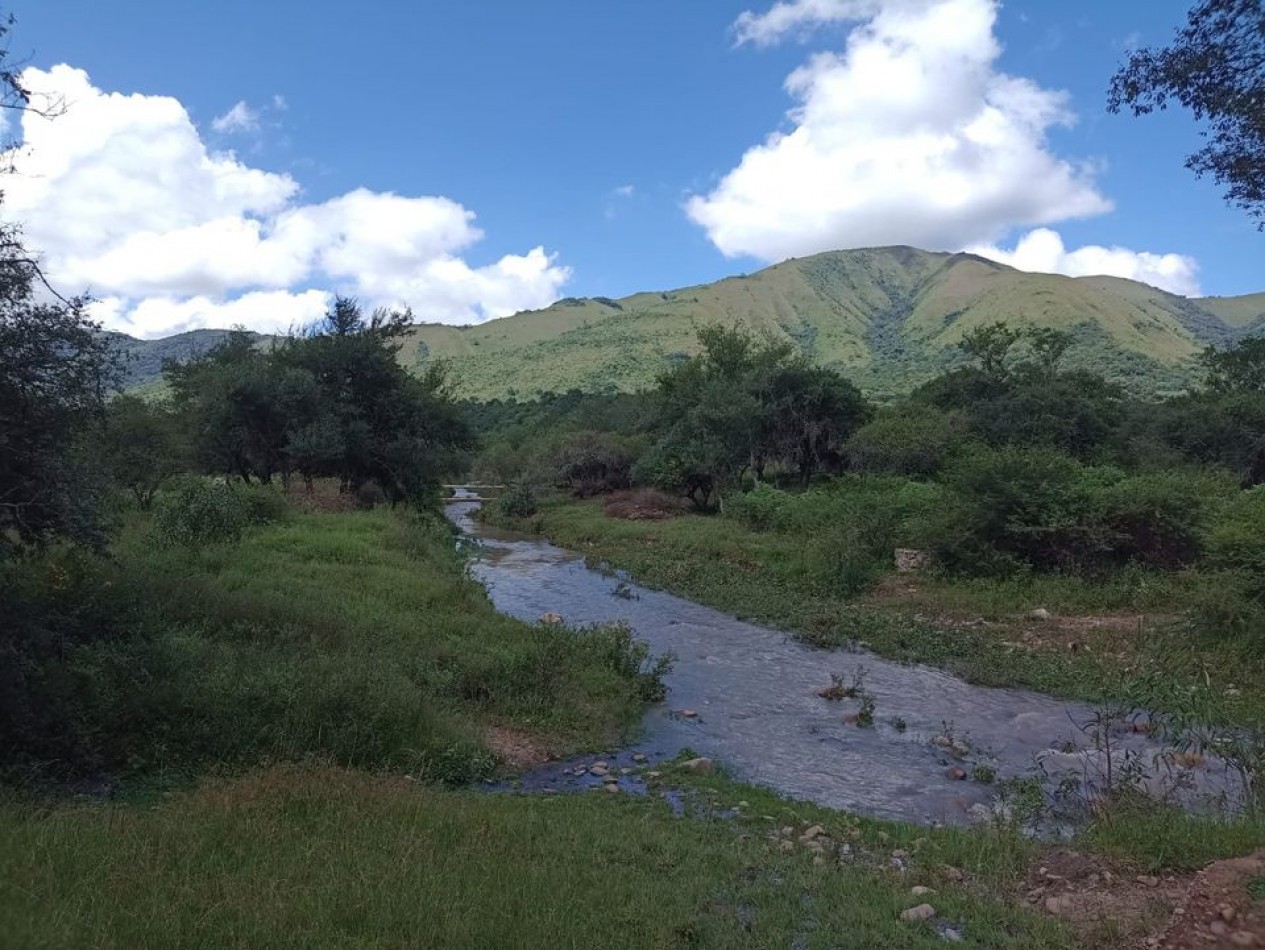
[401,246,1260,399]
[114,247,1262,400]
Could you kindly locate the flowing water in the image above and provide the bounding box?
[448,496,1238,827]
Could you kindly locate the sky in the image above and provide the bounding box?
[6,0,1261,338]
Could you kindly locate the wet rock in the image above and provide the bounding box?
[679,709,698,718]
[632,753,647,763]
[539,612,564,625]
[932,736,953,749]
[946,767,967,781]
[589,765,609,777]
[901,904,936,922]
[680,757,714,774]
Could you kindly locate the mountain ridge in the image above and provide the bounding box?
[114,247,1265,399]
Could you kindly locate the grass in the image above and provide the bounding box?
[0,763,1077,950]
[4,506,663,788]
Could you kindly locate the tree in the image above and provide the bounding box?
[168,299,472,503]
[98,395,187,507]
[1201,335,1265,392]
[1109,0,1265,225]
[0,262,119,557]
[959,323,1023,379]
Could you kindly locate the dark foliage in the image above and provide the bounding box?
[1109,0,1265,224]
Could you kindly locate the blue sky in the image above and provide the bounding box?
[9,0,1260,337]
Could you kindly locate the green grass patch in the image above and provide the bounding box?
[4,508,664,787]
[0,765,1075,949]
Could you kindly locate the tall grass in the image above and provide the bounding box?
[2,508,663,787]
[0,764,1075,949]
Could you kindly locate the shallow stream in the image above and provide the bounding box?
[449,497,1237,827]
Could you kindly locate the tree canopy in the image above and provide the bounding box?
[1109,0,1265,224]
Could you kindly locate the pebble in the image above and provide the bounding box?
[901,904,936,923]
[1220,905,1237,922]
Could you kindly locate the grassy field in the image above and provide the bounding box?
[3,506,665,789]
[480,496,1265,728]
[1,763,1079,950]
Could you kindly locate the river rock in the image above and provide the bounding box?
[680,757,714,774]
[901,904,936,922]
[539,612,564,625]
[946,767,967,781]
[632,753,647,763]
[589,765,609,777]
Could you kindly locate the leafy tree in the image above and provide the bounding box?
[756,361,871,485]
[1202,335,1265,392]
[0,253,119,558]
[168,299,472,503]
[98,395,187,507]
[958,322,1023,379]
[1109,0,1265,224]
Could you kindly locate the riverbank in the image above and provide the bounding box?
[480,495,1265,731]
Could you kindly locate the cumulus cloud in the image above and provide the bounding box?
[3,66,570,337]
[970,228,1202,297]
[211,100,259,134]
[690,0,1114,261]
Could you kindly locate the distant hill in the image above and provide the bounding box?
[116,247,1265,399]
[107,329,270,391]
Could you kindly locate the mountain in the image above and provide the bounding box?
[107,329,270,391]
[117,247,1265,399]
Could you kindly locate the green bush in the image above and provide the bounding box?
[1206,487,1265,575]
[845,405,967,478]
[152,478,252,547]
[495,483,538,519]
[726,484,792,532]
[1094,471,1232,569]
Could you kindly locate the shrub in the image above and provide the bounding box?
[152,478,253,547]
[726,484,792,532]
[846,405,967,478]
[550,431,634,496]
[496,483,538,519]
[1206,487,1265,575]
[1094,471,1232,569]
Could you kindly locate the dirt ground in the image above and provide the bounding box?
[1026,847,1265,948]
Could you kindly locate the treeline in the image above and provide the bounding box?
[473,323,1265,635]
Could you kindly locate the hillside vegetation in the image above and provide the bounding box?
[402,247,1265,400]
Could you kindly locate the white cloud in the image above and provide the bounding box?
[211,100,259,134]
[613,184,635,198]
[970,228,1202,297]
[692,0,1114,261]
[3,66,571,337]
